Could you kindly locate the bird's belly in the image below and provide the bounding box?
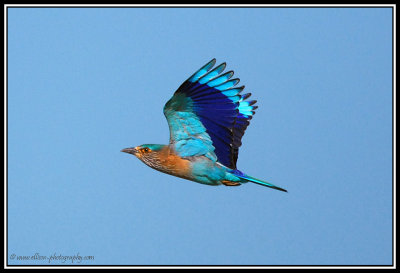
[162,155,224,186]
[188,157,225,185]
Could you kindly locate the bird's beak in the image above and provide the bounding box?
[121,147,138,155]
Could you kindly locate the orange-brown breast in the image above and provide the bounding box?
[158,146,193,180]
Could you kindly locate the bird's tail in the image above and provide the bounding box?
[232,170,287,192]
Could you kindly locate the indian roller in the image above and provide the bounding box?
[121,59,287,192]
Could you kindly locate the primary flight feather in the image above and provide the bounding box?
[121,59,287,192]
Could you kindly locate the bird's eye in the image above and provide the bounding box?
[142,148,150,153]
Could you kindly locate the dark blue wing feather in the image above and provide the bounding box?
[165,59,257,169]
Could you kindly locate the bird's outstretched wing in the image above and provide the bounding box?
[163,59,257,169]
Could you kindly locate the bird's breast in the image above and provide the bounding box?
[157,149,193,180]
[147,147,225,185]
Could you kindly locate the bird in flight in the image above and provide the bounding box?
[122,59,287,192]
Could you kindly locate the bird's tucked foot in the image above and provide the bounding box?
[221,180,241,186]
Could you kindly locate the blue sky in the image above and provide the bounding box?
[7,7,393,266]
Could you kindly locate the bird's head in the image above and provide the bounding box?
[121,144,166,167]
